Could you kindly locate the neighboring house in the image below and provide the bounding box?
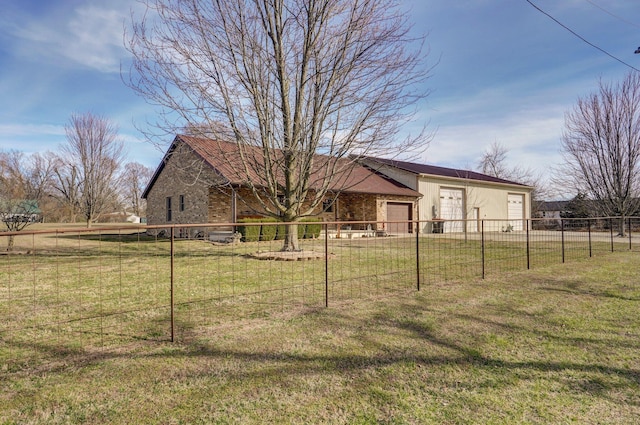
[142,135,422,237]
[0,200,42,224]
[359,157,534,233]
[535,201,569,222]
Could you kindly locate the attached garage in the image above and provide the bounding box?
[387,202,412,233]
[360,156,534,235]
[440,188,464,232]
[508,193,524,230]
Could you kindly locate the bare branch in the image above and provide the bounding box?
[125,0,432,250]
[555,72,640,235]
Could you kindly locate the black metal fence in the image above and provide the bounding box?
[1,217,639,371]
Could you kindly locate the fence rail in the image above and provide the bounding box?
[1,217,639,371]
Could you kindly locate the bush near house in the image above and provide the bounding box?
[258,218,278,241]
[238,217,323,242]
[237,218,263,242]
[299,217,322,239]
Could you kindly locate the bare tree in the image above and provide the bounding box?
[0,150,55,250]
[478,141,511,179]
[52,160,82,223]
[126,0,431,251]
[478,141,548,212]
[120,162,153,217]
[557,72,640,236]
[57,113,126,227]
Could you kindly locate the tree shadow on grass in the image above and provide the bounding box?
[4,299,639,412]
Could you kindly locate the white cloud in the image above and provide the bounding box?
[417,95,568,179]
[0,123,65,138]
[3,1,135,73]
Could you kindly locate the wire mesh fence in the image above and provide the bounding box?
[1,217,639,371]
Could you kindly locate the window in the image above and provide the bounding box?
[166,197,172,222]
[323,199,334,213]
[179,195,185,212]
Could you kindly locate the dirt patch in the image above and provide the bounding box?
[247,250,334,261]
[0,250,32,255]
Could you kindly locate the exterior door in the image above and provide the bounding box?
[508,194,524,231]
[470,207,480,232]
[440,188,464,232]
[387,202,412,233]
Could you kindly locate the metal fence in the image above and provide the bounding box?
[1,217,639,371]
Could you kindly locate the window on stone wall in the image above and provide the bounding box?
[179,195,185,212]
[323,199,334,212]
[166,197,172,221]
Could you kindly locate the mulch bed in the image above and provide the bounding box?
[247,250,334,261]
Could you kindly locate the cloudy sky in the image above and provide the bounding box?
[1,0,639,196]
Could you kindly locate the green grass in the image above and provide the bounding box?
[1,226,639,423]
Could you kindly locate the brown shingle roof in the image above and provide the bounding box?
[143,135,421,198]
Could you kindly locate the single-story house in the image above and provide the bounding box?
[534,201,569,221]
[359,157,534,233]
[142,135,422,237]
[0,200,42,225]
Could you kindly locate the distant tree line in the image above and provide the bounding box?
[0,112,153,237]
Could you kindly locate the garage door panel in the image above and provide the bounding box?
[508,194,524,231]
[440,188,464,233]
[387,203,411,233]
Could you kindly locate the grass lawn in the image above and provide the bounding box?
[1,248,639,424]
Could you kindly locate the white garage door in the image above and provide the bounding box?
[440,188,464,233]
[508,194,524,231]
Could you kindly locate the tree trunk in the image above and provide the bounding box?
[7,235,15,252]
[282,222,300,252]
[618,215,626,237]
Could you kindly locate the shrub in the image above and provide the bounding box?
[259,218,278,241]
[237,218,262,242]
[239,217,322,241]
[303,218,322,239]
[297,217,322,239]
[275,223,287,240]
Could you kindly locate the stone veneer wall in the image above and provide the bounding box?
[145,142,222,236]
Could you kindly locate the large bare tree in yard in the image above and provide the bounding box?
[558,72,640,236]
[56,113,125,227]
[126,0,431,251]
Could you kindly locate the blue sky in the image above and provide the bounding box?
[1,0,639,195]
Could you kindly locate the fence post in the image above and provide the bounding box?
[324,223,329,308]
[481,219,485,279]
[561,219,565,263]
[526,219,530,270]
[416,222,420,291]
[170,226,175,343]
[610,218,614,252]
[588,219,592,258]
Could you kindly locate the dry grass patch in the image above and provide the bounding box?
[2,251,640,424]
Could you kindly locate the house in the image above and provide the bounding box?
[535,201,569,221]
[0,200,42,225]
[142,135,422,237]
[359,157,534,233]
